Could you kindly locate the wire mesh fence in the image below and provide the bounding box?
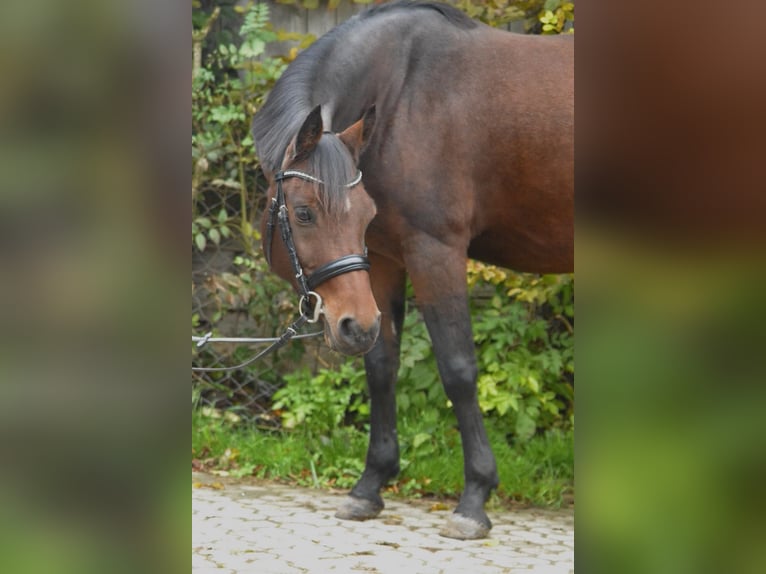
[192,182,330,426]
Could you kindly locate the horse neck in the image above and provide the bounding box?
[253,19,407,173]
[312,16,423,130]
[255,10,469,171]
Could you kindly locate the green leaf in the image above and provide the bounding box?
[195,233,206,252]
[209,228,221,245]
[240,39,266,59]
[515,410,536,442]
[412,433,432,449]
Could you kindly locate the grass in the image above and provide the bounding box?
[192,409,573,509]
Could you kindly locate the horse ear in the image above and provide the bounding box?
[338,105,376,163]
[289,105,323,163]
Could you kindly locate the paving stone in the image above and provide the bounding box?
[192,472,573,573]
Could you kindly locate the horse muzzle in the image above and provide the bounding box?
[325,312,381,356]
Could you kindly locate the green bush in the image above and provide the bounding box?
[272,273,574,441]
[192,2,286,255]
[274,361,370,431]
[471,277,574,440]
[452,0,574,32]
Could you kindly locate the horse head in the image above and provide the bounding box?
[261,105,380,355]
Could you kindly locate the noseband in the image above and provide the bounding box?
[263,169,370,319]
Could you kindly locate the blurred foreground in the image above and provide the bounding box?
[0,1,188,573]
[576,227,766,574]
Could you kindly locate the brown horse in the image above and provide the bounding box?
[252,1,573,539]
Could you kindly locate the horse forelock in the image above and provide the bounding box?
[309,135,358,221]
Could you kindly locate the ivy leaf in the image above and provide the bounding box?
[195,233,206,252]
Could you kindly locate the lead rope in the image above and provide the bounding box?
[191,292,324,373]
[191,314,318,373]
[192,175,326,373]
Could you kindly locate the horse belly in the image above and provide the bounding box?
[468,223,573,274]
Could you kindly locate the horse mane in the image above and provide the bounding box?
[360,1,478,30]
[251,1,476,177]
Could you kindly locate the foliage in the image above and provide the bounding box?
[273,361,370,431]
[470,277,574,441]
[538,0,575,34]
[192,207,232,253]
[192,2,319,394]
[272,271,573,443]
[192,409,573,506]
[192,3,309,311]
[451,0,574,33]
[192,2,282,256]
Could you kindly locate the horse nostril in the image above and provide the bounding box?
[337,315,379,346]
[338,317,359,341]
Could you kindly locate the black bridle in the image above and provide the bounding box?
[263,168,370,320]
[191,168,370,373]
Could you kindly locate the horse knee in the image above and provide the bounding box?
[439,355,478,402]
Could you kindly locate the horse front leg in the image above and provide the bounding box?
[406,241,499,539]
[336,254,406,521]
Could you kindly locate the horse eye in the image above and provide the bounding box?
[294,206,315,224]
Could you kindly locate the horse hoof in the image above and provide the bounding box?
[439,513,491,540]
[335,496,383,521]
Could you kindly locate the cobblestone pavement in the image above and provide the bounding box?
[192,472,574,573]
